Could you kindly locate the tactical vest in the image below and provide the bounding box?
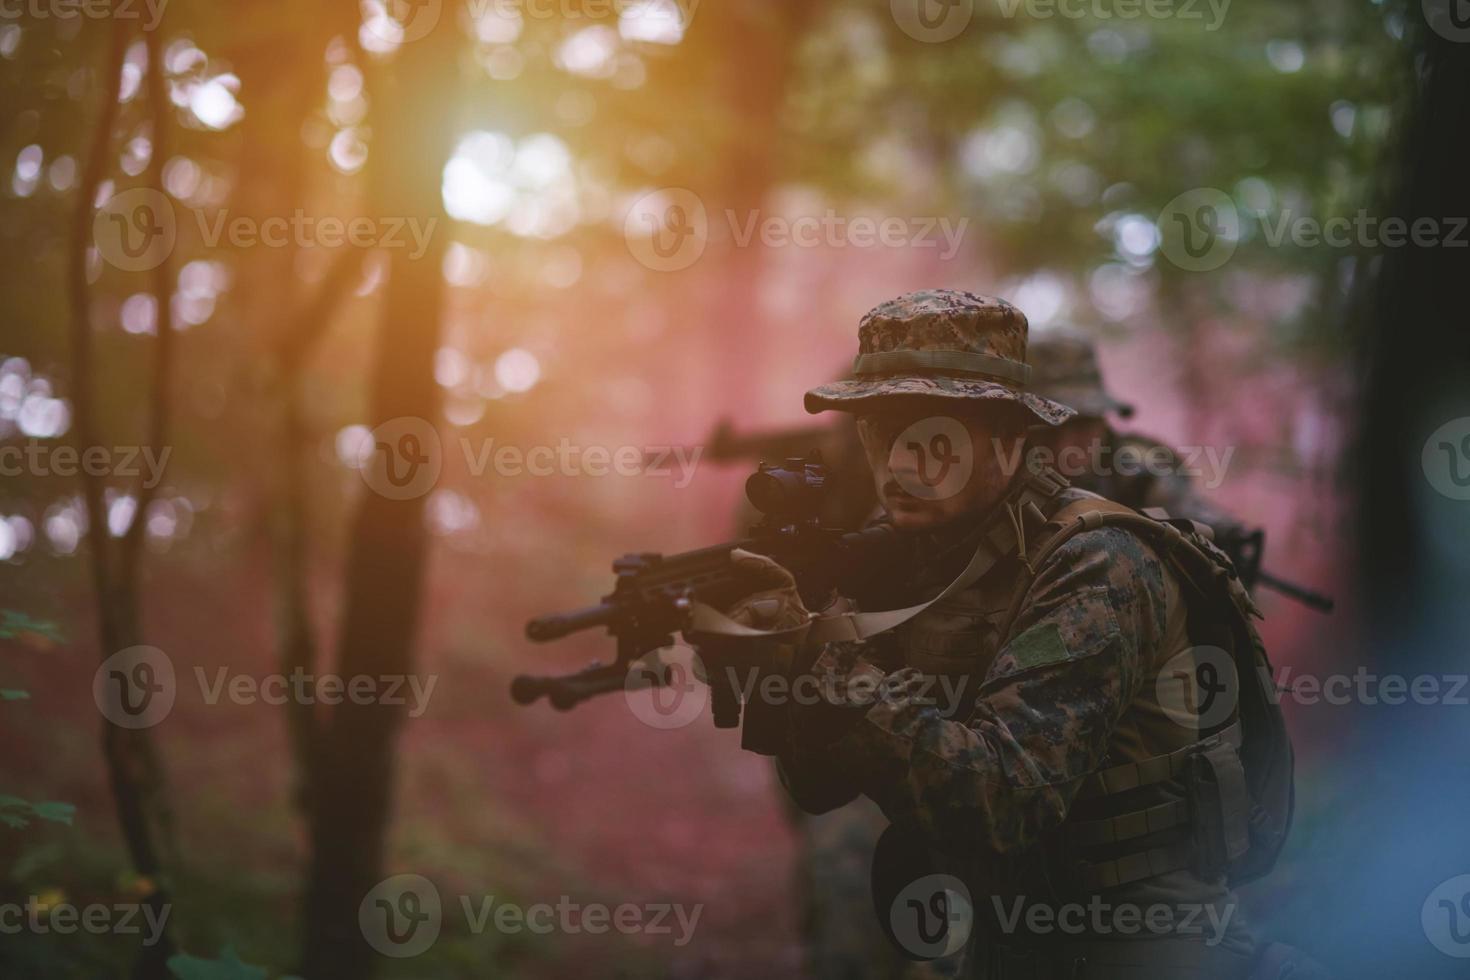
[1007,492,1293,895]
[875,466,1294,903]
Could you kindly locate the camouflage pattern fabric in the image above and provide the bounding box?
[782,524,1169,854]
[775,476,1257,978]
[805,290,1074,427]
[1026,330,1134,420]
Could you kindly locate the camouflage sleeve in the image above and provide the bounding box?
[806,527,1172,856]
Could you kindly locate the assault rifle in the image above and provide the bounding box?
[512,454,910,735]
[1212,526,1335,613]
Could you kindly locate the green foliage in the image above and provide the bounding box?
[167,948,282,980]
[1,688,29,700]
[0,795,76,830]
[0,610,64,643]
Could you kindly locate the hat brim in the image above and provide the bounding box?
[1038,385,1135,421]
[804,376,1075,427]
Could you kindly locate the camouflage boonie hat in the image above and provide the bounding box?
[804,289,1074,426]
[1028,330,1134,421]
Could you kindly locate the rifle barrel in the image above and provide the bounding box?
[1258,571,1335,613]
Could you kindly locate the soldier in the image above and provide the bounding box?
[698,290,1312,979]
[1024,330,1241,539]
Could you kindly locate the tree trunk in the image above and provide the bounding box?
[298,22,459,980]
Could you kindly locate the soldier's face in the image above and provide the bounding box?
[855,399,1025,530]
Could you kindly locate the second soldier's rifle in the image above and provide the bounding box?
[512,453,915,738]
[1212,526,1335,613]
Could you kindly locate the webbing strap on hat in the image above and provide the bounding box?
[852,349,1032,386]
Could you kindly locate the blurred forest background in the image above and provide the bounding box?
[1,0,1466,977]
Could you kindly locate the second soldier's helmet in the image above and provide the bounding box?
[1027,330,1134,421]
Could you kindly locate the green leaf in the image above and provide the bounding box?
[31,802,75,826]
[0,690,29,701]
[167,948,269,980]
[0,797,76,830]
[0,611,63,643]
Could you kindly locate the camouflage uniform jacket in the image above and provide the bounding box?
[776,471,1253,954]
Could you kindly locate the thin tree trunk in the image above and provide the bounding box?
[298,19,459,978]
[67,16,177,979]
